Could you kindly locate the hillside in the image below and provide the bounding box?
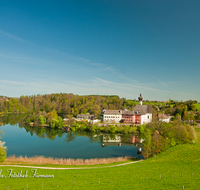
[0,128,199,189]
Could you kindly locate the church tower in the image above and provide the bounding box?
[138,94,143,105]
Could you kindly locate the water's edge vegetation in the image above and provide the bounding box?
[0,129,199,190]
[0,113,197,165]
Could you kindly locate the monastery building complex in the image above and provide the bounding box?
[101,94,152,125]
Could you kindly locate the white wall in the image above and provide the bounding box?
[141,113,152,124]
[159,118,170,123]
[103,114,122,123]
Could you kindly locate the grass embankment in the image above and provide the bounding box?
[0,128,199,189]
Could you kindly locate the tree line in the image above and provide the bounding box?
[0,93,199,120]
[0,94,135,118]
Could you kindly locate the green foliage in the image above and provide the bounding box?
[138,124,145,133]
[0,146,6,162]
[49,118,56,128]
[47,110,58,120]
[38,115,46,125]
[142,120,197,158]
[0,93,199,122]
[109,125,117,133]
[192,121,197,126]
[26,117,31,124]
[1,142,200,189]
[122,125,132,133]
[49,117,63,129]
[56,117,63,129]
[194,103,200,111]
[0,140,6,162]
[90,124,98,132]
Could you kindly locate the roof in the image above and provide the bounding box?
[104,110,122,115]
[158,114,169,119]
[103,105,152,116]
[132,105,152,115]
[122,110,135,115]
[77,114,94,117]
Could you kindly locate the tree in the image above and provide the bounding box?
[49,119,56,128]
[0,131,6,162]
[38,115,46,125]
[182,110,188,120]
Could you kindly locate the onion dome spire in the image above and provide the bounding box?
[138,94,143,105]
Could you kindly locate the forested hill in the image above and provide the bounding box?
[0,93,199,119]
[0,94,137,118]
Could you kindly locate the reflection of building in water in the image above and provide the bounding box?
[137,147,142,159]
[100,134,143,158]
[102,134,121,143]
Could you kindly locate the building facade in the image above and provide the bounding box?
[102,109,122,123]
[101,94,152,124]
[76,114,95,121]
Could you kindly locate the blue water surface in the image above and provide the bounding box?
[0,124,142,159]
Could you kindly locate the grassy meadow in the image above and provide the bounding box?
[0,128,199,189]
[194,103,200,111]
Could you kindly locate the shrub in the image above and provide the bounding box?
[80,124,87,131]
[109,125,117,133]
[138,124,145,133]
[56,117,63,129]
[0,140,6,162]
[142,120,197,158]
[26,118,31,124]
[38,115,46,125]
[49,119,57,128]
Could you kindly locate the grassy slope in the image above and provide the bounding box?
[126,100,167,106]
[194,103,200,111]
[0,129,200,190]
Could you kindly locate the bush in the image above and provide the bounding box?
[80,124,87,131]
[49,119,57,128]
[109,125,117,133]
[138,124,145,133]
[48,116,63,129]
[38,115,46,125]
[0,141,6,162]
[142,121,197,158]
[192,121,197,126]
[26,118,31,124]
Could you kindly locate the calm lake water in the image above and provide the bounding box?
[0,115,143,159]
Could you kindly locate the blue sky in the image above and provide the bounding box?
[0,0,199,101]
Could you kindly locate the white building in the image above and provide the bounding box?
[133,104,152,124]
[101,94,152,124]
[76,114,95,121]
[158,114,171,123]
[102,109,122,123]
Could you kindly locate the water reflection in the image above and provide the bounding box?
[0,114,26,126]
[100,134,143,159]
[0,114,144,159]
[21,124,143,151]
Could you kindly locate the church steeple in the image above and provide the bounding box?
[138,94,143,105]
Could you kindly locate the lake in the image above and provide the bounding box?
[0,115,143,159]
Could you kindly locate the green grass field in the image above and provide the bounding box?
[0,128,200,189]
[194,104,200,111]
[126,100,167,106]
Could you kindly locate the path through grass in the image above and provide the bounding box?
[0,128,199,189]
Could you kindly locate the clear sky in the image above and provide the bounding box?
[0,0,199,101]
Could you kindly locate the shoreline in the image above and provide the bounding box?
[3,155,140,166]
[0,160,144,169]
